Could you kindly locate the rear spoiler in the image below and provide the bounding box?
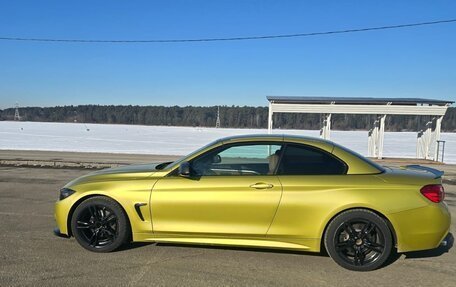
[403,165,444,179]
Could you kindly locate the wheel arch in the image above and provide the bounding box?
[319,207,398,252]
[67,194,132,240]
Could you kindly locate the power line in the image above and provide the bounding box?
[0,19,455,44]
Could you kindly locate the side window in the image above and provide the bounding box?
[192,144,282,176]
[277,144,347,175]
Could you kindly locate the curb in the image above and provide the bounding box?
[0,159,121,169]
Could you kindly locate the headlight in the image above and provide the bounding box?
[59,188,76,200]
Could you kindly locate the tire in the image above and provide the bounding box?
[324,209,393,271]
[71,196,130,252]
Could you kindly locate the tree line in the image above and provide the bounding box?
[1,105,455,132]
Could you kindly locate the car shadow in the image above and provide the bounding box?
[115,233,454,268]
[156,242,329,257]
[117,240,328,257]
[382,249,402,267]
[116,241,156,251]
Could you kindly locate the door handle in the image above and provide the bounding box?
[249,182,274,189]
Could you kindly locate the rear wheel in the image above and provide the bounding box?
[324,209,393,271]
[71,196,130,252]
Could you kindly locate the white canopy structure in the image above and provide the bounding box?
[267,96,453,161]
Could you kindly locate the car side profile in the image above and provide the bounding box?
[54,134,450,271]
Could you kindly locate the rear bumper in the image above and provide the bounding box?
[440,232,454,248]
[389,202,451,252]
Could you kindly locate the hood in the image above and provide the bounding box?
[65,163,162,187]
[91,163,162,175]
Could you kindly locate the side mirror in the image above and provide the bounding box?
[178,162,192,177]
[212,155,221,164]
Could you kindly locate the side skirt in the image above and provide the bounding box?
[132,232,321,252]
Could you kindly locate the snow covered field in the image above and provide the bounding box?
[1,121,455,163]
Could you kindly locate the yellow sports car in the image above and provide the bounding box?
[54,134,450,271]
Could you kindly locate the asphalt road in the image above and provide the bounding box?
[0,166,455,287]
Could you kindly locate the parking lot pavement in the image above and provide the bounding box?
[0,166,455,287]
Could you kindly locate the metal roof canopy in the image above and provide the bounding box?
[267,96,453,106]
[267,96,453,116]
[266,96,453,161]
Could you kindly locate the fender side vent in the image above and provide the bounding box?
[134,203,147,221]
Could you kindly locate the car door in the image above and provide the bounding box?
[151,143,283,236]
[267,143,353,239]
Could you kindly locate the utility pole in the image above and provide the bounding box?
[215,106,221,128]
[14,103,21,121]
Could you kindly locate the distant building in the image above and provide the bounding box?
[267,96,454,161]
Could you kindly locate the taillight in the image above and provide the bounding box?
[420,184,445,203]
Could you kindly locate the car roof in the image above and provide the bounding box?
[216,134,335,151]
[218,133,331,144]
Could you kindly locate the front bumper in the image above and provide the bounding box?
[53,227,70,238]
[54,199,72,236]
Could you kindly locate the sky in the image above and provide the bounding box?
[0,0,455,109]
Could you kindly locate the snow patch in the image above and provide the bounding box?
[1,121,455,163]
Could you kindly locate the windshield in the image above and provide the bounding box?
[163,139,221,171]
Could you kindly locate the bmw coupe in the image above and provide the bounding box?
[54,134,450,271]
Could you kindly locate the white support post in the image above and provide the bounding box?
[416,118,433,159]
[368,129,374,157]
[320,114,332,140]
[268,102,273,134]
[419,118,434,159]
[368,117,379,158]
[416,130,424,159]
[433,116,443,161]
[377,115,386,159]
[368,115,386,158]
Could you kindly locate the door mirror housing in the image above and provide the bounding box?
[212,154,221,164]
[178,162,192,177]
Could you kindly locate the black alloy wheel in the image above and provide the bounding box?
[324,209,393,271]
[71,196,130,252]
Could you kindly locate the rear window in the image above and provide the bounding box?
[333,142,385,173]
[277,144,347,175]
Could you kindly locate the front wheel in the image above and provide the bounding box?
[324,209,393,271]
[71,196,130,252]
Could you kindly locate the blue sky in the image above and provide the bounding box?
[0,0,455,109]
